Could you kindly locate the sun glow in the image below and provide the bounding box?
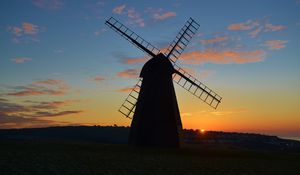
[200,129,205,133]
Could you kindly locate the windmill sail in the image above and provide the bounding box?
[165,18,200,63]
[105,17,160,57]
[118,79,142,118]
[173,64,222,109]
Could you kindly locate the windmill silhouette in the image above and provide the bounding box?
[105,17,222,147]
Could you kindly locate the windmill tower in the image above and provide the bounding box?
[105,17,222,147]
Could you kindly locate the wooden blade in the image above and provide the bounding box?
[165,18,200,63]
[105,17,160,57]
[173,64,222,109]
[118,79,142,119]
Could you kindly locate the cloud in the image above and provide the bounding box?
[11,27,22,36]
[22,22,39,34]
[54,49,63,53]
[265,23,286,32]
[127,8,145,27]
[264,40,288,50]
[210,109,247,116]
[33,79,63,85]
[113,4,126,14]
[227,19,286,38]
[153,11,176,21]
[122,56,147,64]
[91,76,105,82]
[30,100,76,109]
[116,87,133,93]
[32,110,82,117]
[6,79,69,97]
[32,0,63,10]
[249,27,262,38]
[0,98,83,128]
[7,22,42,43]
[201,36,228,45]
[117,69,139,78]
[11,57,32,64]
[199,70,215,79]
[227,20,259,30]
[180,49,265,65]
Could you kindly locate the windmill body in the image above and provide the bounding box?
[129,53,182,147]
[105,17,222,148]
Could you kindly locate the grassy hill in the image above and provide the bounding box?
[0,139,300,175]
[0,126,300,174]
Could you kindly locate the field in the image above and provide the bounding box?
[1,139,300,175]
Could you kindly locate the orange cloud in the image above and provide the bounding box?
[116,87,133,93]
[122,57,147,64]
[113,4,126,14]
[227,20,258,30]
[91,76,106,82]
[11,57,32,63]
[153,12,176,21]
[201,36,228,45]
[180,49,265,65]
[264,40,288,50]
[117,69,139,78]
[22,22,39,34]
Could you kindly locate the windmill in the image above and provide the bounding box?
[105,17,222,147]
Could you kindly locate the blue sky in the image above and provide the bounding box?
[0,0,300,139]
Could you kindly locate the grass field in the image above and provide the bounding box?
[0,140,300,175]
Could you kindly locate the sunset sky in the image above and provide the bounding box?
[1,0,300,140]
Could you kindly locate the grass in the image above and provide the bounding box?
[0,139,300,175]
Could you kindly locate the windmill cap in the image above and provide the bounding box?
[140,53,174,78]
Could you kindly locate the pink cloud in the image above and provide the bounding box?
[199,70,215,79]
[249,27,262,38]
[117,69,139,78]
[32,0,63,10]
[265,23,286,32]
[22,22,39,34]
[180,49,265,65]
[201,36,228,45]
[153,12,176,21]
[11,27,22,36]
[264,40,288,50]
[11,57,32,63]
[127,8,145,27]
[7,79,69,97]
[227,20,259,30]
[113,4,126,14]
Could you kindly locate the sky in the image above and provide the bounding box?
[0,0,300,140]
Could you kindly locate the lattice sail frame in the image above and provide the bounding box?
[165,18,200,64]
[105,17,222,118]
[173,65,221,109]
[118,79,141,119]
[105,17,160,57]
